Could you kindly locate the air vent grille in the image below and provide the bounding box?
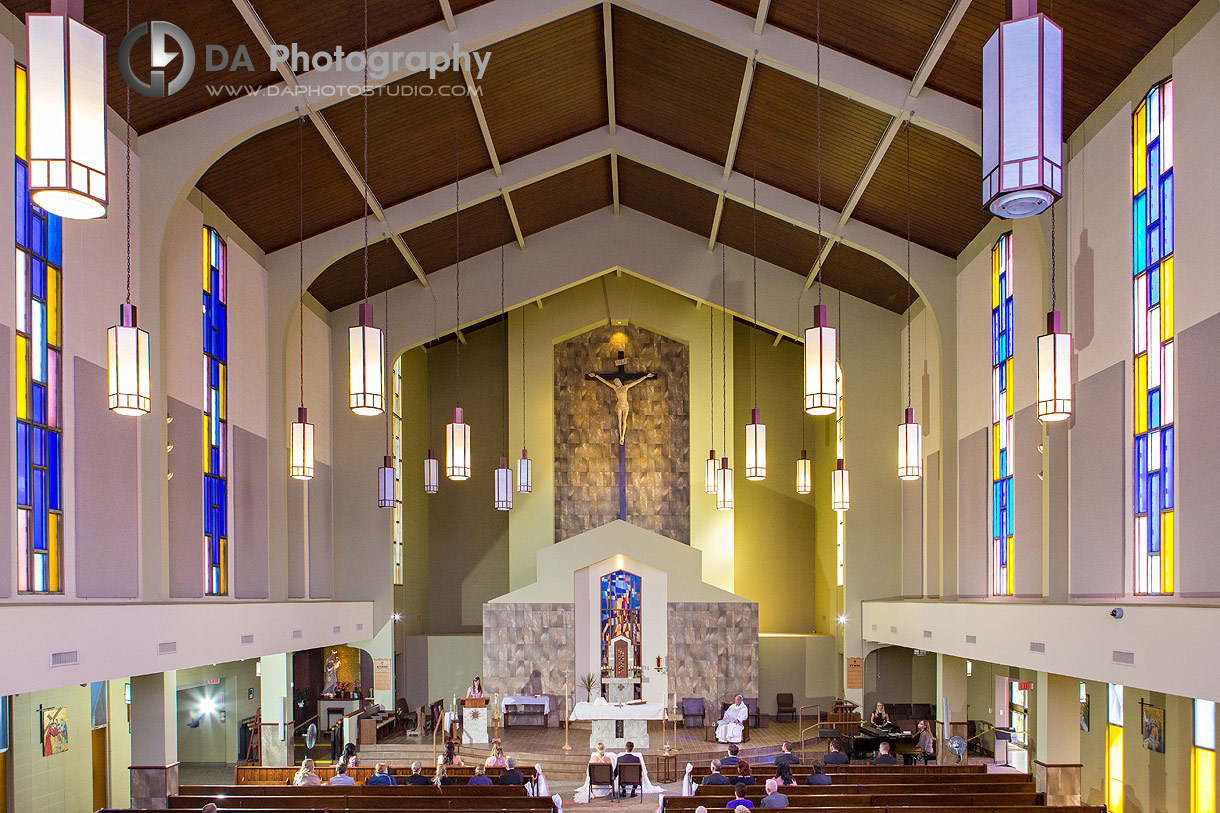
[240,634,254,645]
[871,624,878,632]
[1113,650,1135,665]
[923,630,933,638]
[890,626,898,634]
[332,626,341,634]
[157,641,177,655]
[965,635,977,644]
[356,623,364,631]
[1030,641,1046,653]
[49,650,78,667]
[292,629,303,639]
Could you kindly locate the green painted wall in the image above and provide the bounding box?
[11,685,93,813]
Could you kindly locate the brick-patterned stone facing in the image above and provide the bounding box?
[666,602,759,713]
[482,602,575,724]
[554,325,690,544]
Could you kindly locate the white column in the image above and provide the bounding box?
[129,672,178,808]
[260,654,294,767]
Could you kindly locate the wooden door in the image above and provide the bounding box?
[91,726,108,810]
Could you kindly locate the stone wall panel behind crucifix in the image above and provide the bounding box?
[554,324,690,544]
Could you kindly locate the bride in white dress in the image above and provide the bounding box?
[572,747,661,803]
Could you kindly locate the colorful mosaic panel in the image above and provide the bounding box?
[991,233,1014,596]
[600,570,641,674]
[204,227,228,595]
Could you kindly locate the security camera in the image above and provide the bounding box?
[1110,608,1124,619]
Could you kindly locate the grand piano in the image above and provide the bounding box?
[846,722,922,764]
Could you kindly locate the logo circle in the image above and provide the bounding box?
[119,21,195,99]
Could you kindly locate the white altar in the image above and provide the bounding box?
[570,701,664,749]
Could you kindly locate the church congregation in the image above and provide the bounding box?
[1,0,1218,812]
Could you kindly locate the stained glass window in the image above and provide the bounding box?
[835,364,845,588]
[600,570,641,697]
[392,356,403,586]
[1133,79,1175,596]
[1194,700,1216,813]
[991,233,1014,596]
[15,64,64,595]
[203,226,228,596]
[1108,684,1124,813]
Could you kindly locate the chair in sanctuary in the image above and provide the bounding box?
[617,761,644,802]
[588,762,615,798]
[775,693,796,723]
[744,697,760,728]
[682,697,705,729]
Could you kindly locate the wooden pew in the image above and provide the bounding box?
[688,783,1034,798]
[170,798,553,811]
[234,765,537,785]
[182,786,531,797]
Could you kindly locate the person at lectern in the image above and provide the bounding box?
[467,677,485,698]
[716,695,748,743]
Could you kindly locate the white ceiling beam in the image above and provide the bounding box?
[229,0,429,287]
[279,126,930,297]
[753,0,771,36]
[603,2,617,135]
[439,0,458,33]
[462,62,504,176]
[502,189,527,248]
[610,151,621,215]
[709,49,758,249]
[803,0,974,288]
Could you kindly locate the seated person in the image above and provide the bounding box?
[329,763,356,785]
[590,742,612,765]
[365,762,396,785]
[916,720,935,764]
[701,759,731,785]
[722,743,741,766]
[433,760,453,787]
[402,761,431,785]
[498,757,525,785]
[442,740,464,767]
[468,764,493,785]
[726,784,754,809]
[485,742,507,768]
[341,742,359,768]
[717,696,749,743]
[732,760,755,786]
[615,740,642,799]
[870,702,900,733]
[872,742,898,766]
[823,740,850,765]
[760,778,789,808]
[773,764,796,787]
[774,741,800,768]
[293,758,321,786]
[804,761,831,786]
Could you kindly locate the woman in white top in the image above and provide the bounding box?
[293,758,322,786]
[589,742,612,765]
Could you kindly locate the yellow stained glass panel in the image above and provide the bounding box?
[1005,358,1014,416]
[218,363,226,420]
[16,334,28,420]
[992,248,1000,309]
[203,231,211,291]
[48,513,59,592]
[1134,103,1147,195]
[1194,747,1216,813]
[47,267,58,346]
[1006,541,1014,593]
[15,66,27,160]
[993,423,1001,481]
[1135,354,1147,435]
[1162,510,1174,594]
[1162,257,1175,341]
[1108,725,1125,813]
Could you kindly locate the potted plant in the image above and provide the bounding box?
[579,673,598,702]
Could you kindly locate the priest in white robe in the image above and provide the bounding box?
[715,695,748,743]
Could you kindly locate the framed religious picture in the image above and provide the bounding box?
[40,706,68,756]
[1141,703,1165,753]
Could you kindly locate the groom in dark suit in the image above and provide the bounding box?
[615,741,642,798]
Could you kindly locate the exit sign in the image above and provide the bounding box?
[207,678,220,685]
[1018,681,1032,690]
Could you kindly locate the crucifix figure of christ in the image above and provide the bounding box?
[586,352,657,520]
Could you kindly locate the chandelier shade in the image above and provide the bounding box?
[715,457,734,511]
[705,449,718,495]
[107,304,150,416]
[424,450,439,494]
[898,407,923,480]
[517,449,532,493]
[745,408,767,481]
[26,8,108,220]
[495,457,513,510]
[981,0,1063,218]
[1037,310,1073,422]
[349,302,384,416]
[832,457,850,511]
[289,407,315,481]
[796,450,812,495]
[804,304,838,415]
[377,455,395,508]
[446,407,471,480]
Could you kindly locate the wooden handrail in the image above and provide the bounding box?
[297,715,318,730]
[797,703,821,761]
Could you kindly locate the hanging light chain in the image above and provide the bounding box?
[298,111,306,408]
[815,0,823,306]
[1050,201,1057,312]
[455,96,462,407]
[501,245,508,457]
[722,244,728,453]
[385,285,391,454]
[905,117,913,410]
[752,171,758,407]
[361,0,369,305]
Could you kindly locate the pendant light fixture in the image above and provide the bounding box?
[744,171,766,481]
[1038,202,1073,421]
[348,0,384,417]
[494,247,513,510]
[982,0,1063,218]
[831,265,850,510]
[378,290,396,508]
[289,112,314,478]
[716,244,734,511]
[803,0,838,417]
[107,10,150,417]
[424,338,439,494]
[517,272,532,493]
[898,119,923,481]
[25,1,107,220]
[705,295,718,495]
[446,97,471,481]
[796,450,812,495]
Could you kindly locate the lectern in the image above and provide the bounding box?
[461,697,490,744]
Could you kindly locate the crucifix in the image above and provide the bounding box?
[586,351,656,520]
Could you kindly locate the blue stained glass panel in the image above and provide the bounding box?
[15,160,27,248]
[1149,473,1162,553]
[1162,427,1174,508]
[1148,264,1160,306]
[1134,194,1147,273]
[32,383,45,425]
[32,259,44,300]
[31,470,44,551]
[16,425,27,505]
[1135,436,1148,513]
[30,213,43,258]
[1162,173,1174,256]
[1149,390,1161,429]
[31,426,44,466]
[1149,225,1161,267]
[1006,479,1014,534]
[1147,146,1160,223]
[47,215,60,266]
[48,449,59,511]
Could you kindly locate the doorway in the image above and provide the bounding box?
[91,726,107,810]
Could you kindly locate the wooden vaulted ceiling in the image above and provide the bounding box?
[5,0,1199,315]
